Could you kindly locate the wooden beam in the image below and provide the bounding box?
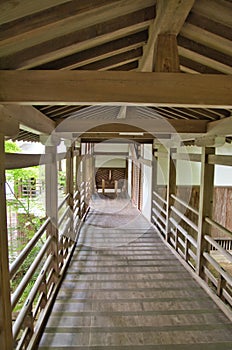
[178,46,232,75]
[192,0,232,28]
[180,23,232,57]
[0,106,19,137]
[57,120,207,134]
[5,152,67,169]
[36,31,147,70]
[0,0,69,24]
[139,0,195,71]
[0,6,154,69]
[207,115,232,136]
[0,133,13,349]
[1,105,55,134]
[0,71,231,108]
[77,47,142,71]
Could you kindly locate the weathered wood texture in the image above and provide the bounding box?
[38,198,232,349]
[0,134,13,349]
[0,71,231,108]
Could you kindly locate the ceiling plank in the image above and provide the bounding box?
[1,105,56,134]
[192,0,232,27]
[35,31,148,70]
[0,7,154,69]
[0,1,111,45]
[0,0,69,24]
[0,71,231,108]
[77,48,142,71]
[178,47,232,75]
[0,0,155,57]
[181,23,232,57]
[139,0,195,71]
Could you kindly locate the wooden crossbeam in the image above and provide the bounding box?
[57,120,207,134]
[1,105,56,134]
[0,71,231,108]
[207,115,232,136]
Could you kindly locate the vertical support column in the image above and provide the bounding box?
[45,145,59,282]
[197,147,215,277]
[0,133,13,350]
[151,144,158,224]
[154,34,180,72]
[166,148,177,241]
[66,144,74,212]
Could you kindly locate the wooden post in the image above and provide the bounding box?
[197,147,215,277]
[151,145,158,224]
[102,179,105,195]
[154,34,180,72]
[45,145,59,281]
[66,145,74,211]
[0,133,13,349]
[166,148,177,241]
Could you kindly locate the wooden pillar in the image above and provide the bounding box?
[45,145,59,281]
[166,148,177,241]
[197,147,215,276]
[153,34,180,72]
[0,133,13,349]
[151,144,158,224]
[66,145,74,211]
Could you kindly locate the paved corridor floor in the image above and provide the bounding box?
[39,198,232,349]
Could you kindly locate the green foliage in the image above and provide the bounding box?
[5,140,39,182]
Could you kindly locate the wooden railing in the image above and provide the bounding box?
[152,189,232,309]
[151,190,167,237]
[10,179,89,349]
[169,194,198,270]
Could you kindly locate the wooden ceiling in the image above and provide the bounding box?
[0,0,231,143]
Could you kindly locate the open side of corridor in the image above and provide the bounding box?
[38,197,232,349]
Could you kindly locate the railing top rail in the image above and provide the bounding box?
[205,235,232,263]
[205,217,232,238]
[171,194,199,216]
[153,190,167,206]
[58,193,70,211]
[9,217,51,279]
[171,205,198,232]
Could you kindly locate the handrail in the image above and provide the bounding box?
[170,194,199,216]
[10,217,51,279]
[169,217,197,248]
[205,217,232,238]
[203,252,232,286]
[58,193,70,211]
[11,235,52,309]
[13,254,53,341]
[153,190,167,206]
[58,206,70,228]
[152,199,166,216]
[204,235,232,263]
[152,207,166,226]
[170,205,198,232]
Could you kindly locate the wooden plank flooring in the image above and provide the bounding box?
[38,198,232,349]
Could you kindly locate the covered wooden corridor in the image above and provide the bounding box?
[0,1,232,349]
[38,198,232,349]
